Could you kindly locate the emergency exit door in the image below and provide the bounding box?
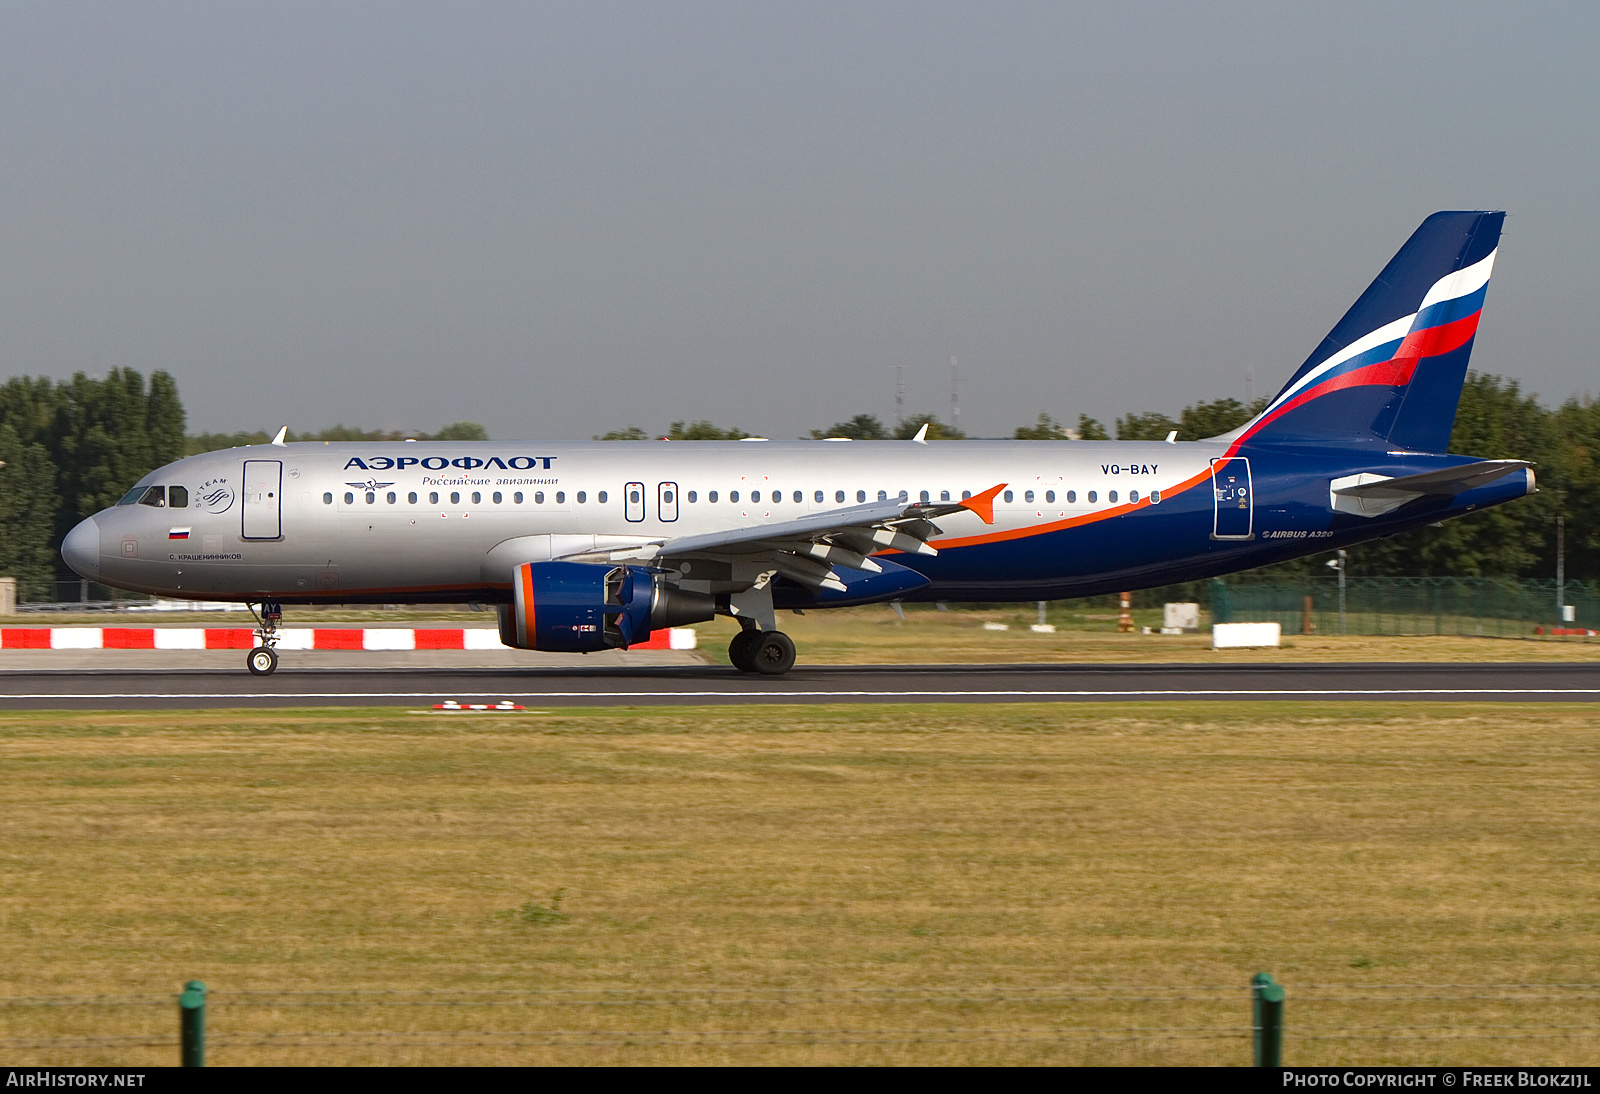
[624,482,646,522]
[242,460,283,539]
[658,482,679,522]
[1210,457,1253,540]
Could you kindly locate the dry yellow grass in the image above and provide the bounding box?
[1,702,1597,1066]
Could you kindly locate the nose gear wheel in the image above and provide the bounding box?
[245,600,284,675]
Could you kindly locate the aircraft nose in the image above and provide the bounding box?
[61,516,101,581]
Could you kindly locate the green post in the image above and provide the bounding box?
[179,979,206,1067]
[1251,972,1284,1066]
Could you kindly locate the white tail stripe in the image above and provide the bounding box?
[1417,249,1496,312]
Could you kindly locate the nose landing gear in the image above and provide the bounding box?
[247,600,283,676]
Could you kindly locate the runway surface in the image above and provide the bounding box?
[1,661,1599,709]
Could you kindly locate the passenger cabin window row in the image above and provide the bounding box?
[306,482,1161,510]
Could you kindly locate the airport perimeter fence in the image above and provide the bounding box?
[1212,577,1600,639]
[4,978,1600,1066]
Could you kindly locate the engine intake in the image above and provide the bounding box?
[497,561,714,652]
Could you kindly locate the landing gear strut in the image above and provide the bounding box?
[728,626,796,676]
[247,600,283,676]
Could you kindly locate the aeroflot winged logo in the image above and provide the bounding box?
[343,455,558,471]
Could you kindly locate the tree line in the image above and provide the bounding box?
[0,369,1592,601]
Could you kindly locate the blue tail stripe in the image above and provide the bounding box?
[1413,281,1488,332]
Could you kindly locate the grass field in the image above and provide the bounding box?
[2,702,1598,1066]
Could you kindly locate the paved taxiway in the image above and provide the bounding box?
[1,662,1598,709]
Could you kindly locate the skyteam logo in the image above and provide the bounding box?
[198,477,234,515]
[344,455,557,471]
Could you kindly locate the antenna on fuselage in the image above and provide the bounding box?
[270,426,288,447]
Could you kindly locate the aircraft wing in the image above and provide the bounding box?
[576,483,1006,592]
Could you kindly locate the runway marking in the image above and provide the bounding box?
[5,688,1600,701]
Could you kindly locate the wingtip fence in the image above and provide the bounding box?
[4,978,1600,1065]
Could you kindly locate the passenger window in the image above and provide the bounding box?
[429,492,439,504]
[450,491,460,504]
[1045,490,1055,503]
[408,492,418,503]
[857,490,866,503]
[834,490,844,503]
[534,492,544,504]
[1067,490,1076,503]
[1129,490,1139,503]
[324,492,334,504]
[751,490,761,502]
[878,490,888,501]
[794,491,802,503]
[961,490,971,500]
[1025,490,1034,503]
[940,490,950,501]
[920,490,930,502]
[1088,490,1097,503]
[471,491,481,504]
[708,490,718,503]
[514,492,523,504]
[629,489,641,504]
[387,492,397,504]
[138,486,166,507]
[598,491,608,503]
[493,491,502,504]
[898,490,908,501]
[1109,490,1118,503]
[576,491,586,503]
[687,491,697,503]
[345,492,355,505]
[816,490,825,503]
[366,492,376,504]
[555,491,565,503]
[1150,490,1161,504]
[730,490,739,503]
[1003,490,1014,503]
[168,486,189,508]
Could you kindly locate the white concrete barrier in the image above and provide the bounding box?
[153,629,206,650]
[1212,622,1281,649]
[50,628,103,649]
[668,628,698,650]
[363,629,416,651]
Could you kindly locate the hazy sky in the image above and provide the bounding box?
[2,2,1596,439]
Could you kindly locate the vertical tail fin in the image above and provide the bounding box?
[1236,211,1503,453]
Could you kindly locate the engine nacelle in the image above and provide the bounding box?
[497,561,715,652]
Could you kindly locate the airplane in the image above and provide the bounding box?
[61,210,1532,676]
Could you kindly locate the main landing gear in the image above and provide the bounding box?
[728,627,796,676]
[247,600,283,676]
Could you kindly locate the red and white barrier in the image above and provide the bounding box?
[0,627,699,651]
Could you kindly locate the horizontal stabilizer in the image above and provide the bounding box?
[1330,460,1531,518]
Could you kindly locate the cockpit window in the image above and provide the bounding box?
[137,486,166,508]
[117,487,147,506]
[168,486,189,508]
